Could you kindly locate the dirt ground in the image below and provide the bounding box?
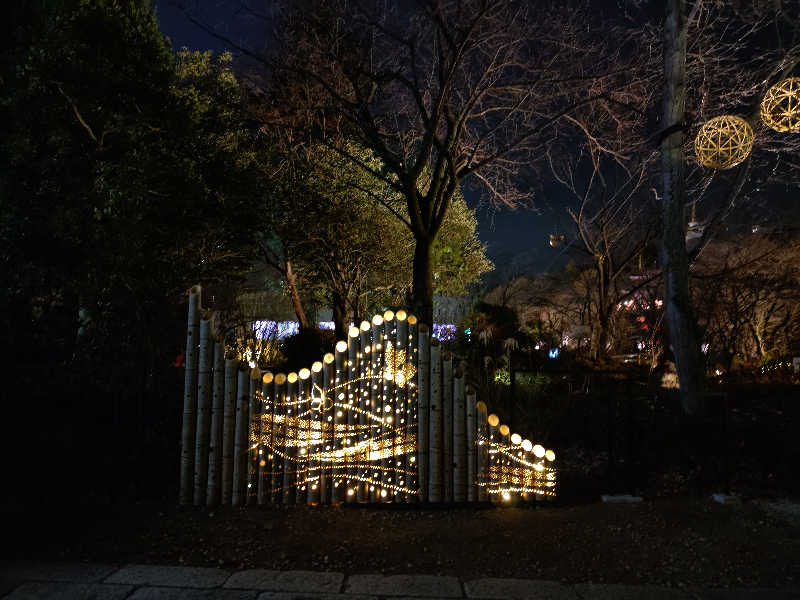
[3,497,798,589]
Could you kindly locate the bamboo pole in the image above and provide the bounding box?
[476,402,489,502]
[347,326,359,503]
[442,352,454,502]
[333,341,347,503]
[358,321,371,503]
[232,365,250,506]
[179,285,201,505]
[296,368,311,504]
[394,311,408,502]
[382,311,396,502]
[466,387,477,502]
[406,315,419,502]
[487,413,500,503]
[322,353,335,504]
[428,338,442,502]
[308,361,323,505]
[369,315,383,503]
[193,318,213,506]
[498,424,511,504]
[416,324,430,502]
[283,372,298,504]
[206,340,225,507]
[270,374,286,504]
[452,370,466,503]
[221,357,238,505]
[245,367,261,506]
[258,372,274,505]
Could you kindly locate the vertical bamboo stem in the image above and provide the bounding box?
[221,357,238,505]
[466,388,477,503]
[369,315,384,502]
[498,424,511,504]
[193,318,212,506]
[452,370,466,503]
[206,340,225,507]
[358,322,371,503]
[333,341,347,503]
[296,368,311,504]
[270,374,286,504]
[382,311,396,502]
[232,365,250,506]
[487,413,500,503]
[394,312,408,502]
[406,315,419,502]
[442,352,454,502]
[346,326,359,503]
[308,362,323,505]
[428,338,442,502]
[416,324,430,502]
[283,372,298,504]
[258,372,274,505]
[246,367,261,505]
[476,402,489,502]
[322,354,335,504]
[179,285,201,505]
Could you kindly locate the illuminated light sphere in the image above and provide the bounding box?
[299,368,310,380]
[383,309,395,322]
[502,492,511,501]
[510,433,522,445]
[487,413,500,427]
[259,459,266,467]
[533,444,545,458]
[287,372,298,383]
[372,314,384,326]
[262,371,274,384]
[693,115,754,169]
[311,361,323,373]
[545,449,556,462]
[476,401,487,413]
[499,424,510,437]
[522,439,533,452]
[360,320,371,331]
[349,326,360,338]
[335,340,347,353]
[250,367,261,379]
[380,489,387,497]
[347,488,354,496]
[396,310,407,321]
[407,314,418,325]
[323,353,335,364]
[760,77,800,132]
[275,373,287,385]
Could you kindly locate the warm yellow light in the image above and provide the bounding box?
[761,77,800,133]
[336,341,347,353]
[502,492,511,501]
[407,315,418,325]
[380,489,387,497]
[522,439,532,452]
[383,310,394,321]
[499,424,510,437]
[533,444,545,458]
[323,353,334,364]
[259,459,266,467]
[487,414,500,427]
[275,373,287,385]
[372,314,383,326]
[694,115,754,169]
[312,361,323,373]
[510,433,522,445]
[287,372,298,383]
[349,326,359,338]
[396,310,407,321]
[545,449,556,462]
[347,488,354,496]
[262,372,274,384]
[476,401,487,413]
[299,368,310,380]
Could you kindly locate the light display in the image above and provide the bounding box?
[694,115,754,169]
[760,77,800,133]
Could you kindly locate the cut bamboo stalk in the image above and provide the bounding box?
[498,424,511,504]
[428,338,442,502]
[221,357,238,505]
[270,373,287,504]
[246,367,261,505]
[465,387,477,502]
[358,322,371,503]
[333,341,347,504]
[416,324,430,502]
[487,413,500,503]
[369,315,384,503]
[442,352,454,502]
[179,285,201,505]
[394,312,408,502]
[206,340,225,507]
[322,353,335,504]
[406,315,419,502]
[347,326,359,503]
[308,361,323,505]
[296,368,311,504]
[258,372,274,505]
[193,318,213,506]
[452,370,466,502]
[283,372,298,504]
[476,401,488,502]
[231,364,250,506]
[382,311,396,502]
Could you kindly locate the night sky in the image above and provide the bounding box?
[154,1,567,279]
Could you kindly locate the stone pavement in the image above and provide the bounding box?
[0,563,797,600]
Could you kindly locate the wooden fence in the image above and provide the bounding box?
[180,286,557,506]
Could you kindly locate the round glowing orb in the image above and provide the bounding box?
[499,424,510,437]
[502,492,511,501]
[487,413,500,427]
[694,115,754,169]
[372,314,383,326]
[275,373,286,385]
[380,489,387,497]
[545,449,556,461]
[287,372,298,383]
[476,401,487,413]
[522,439,533,452]
[407,314,418,325]
[299,368,310,380]
[396,310,407,321]
[383,310,395,321]
[360,320,371,331]
[323,353,334,364]
[533,444,545,458]
[262,371,274,384]
[311,361,323,373]
[349,326,360,338]
[761,77,800,133]
[510,433,522,445]
[335,340,347,353]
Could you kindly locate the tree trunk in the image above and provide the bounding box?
[661,0,705,416]
[332,291,348,341]
[412,236,434,326]
[285,260,309,331]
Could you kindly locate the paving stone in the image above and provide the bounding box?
[257,594,377,600]
[128,587,258,600]
[344,574,462,598]
[465,578,575,599]
[572,583,692,600]
[224,570,344,593]
[2,581,133,600]
[106,564,230,588]
[0,562,117,583]
[689,588,800,600]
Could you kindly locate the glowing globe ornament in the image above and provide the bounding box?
[761,77,800,133]
[694,115,754,169]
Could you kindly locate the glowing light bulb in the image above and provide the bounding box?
[545,449,556,461]
[533,445,545,458]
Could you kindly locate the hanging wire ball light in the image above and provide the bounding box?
[760,77,800,133]
[693,115,754,169]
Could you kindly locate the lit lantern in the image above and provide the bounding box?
[694,115,754,169]
[760,77,800,133]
